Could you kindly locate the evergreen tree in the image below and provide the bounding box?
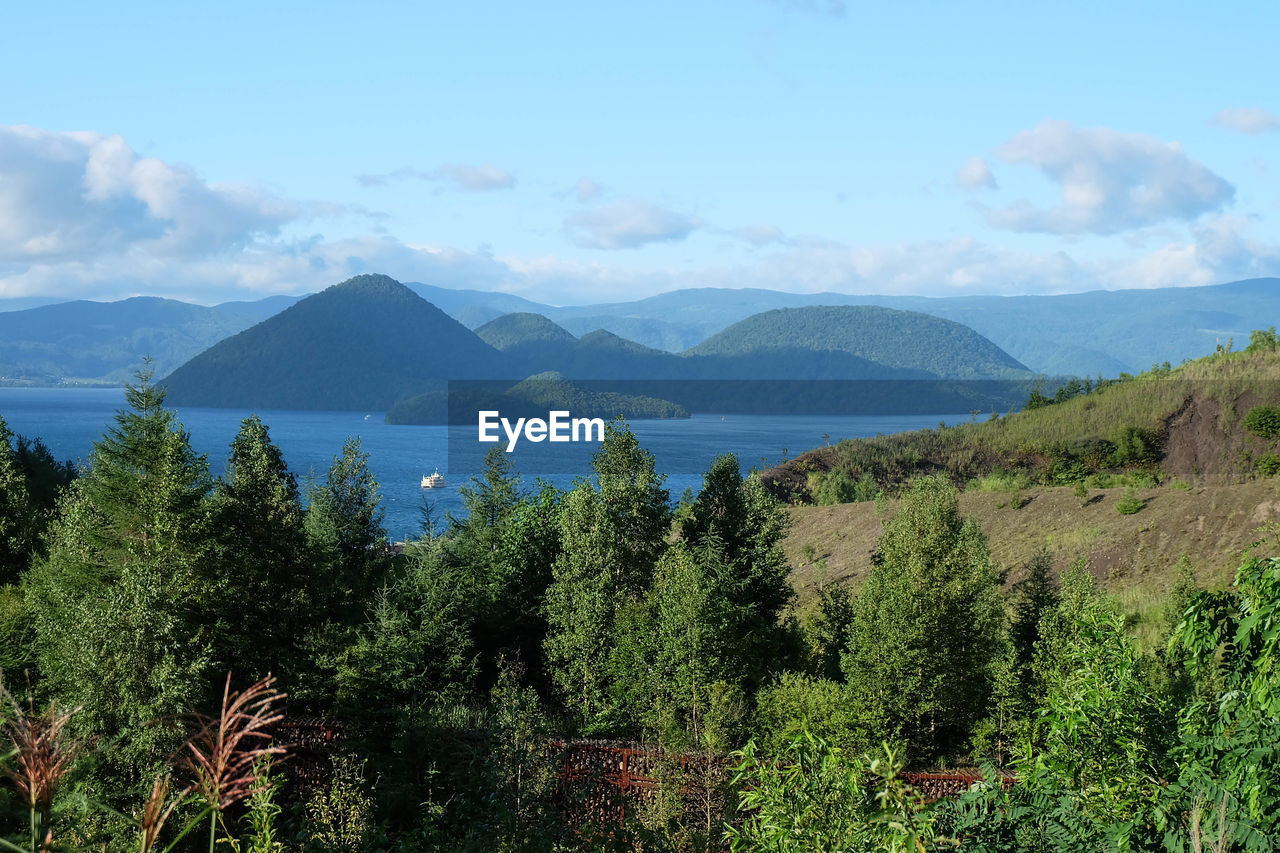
[1008,546,1060,684]
[613,541,745,749]
[592,420,670,592]
[542,485,622,731]
[300,436,391,709]
[0,416,35,585]
[24,369,217,784]
[543,423,670,731]
[841,475,1006,761]
[210,415,314,684]
[680,454,794,692]
[305,436,389,621]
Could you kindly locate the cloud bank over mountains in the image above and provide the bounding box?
[0,119,1276,306]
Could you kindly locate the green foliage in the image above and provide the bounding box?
[802,583,855,682]
[0,584,33,676]
[1243,405,1280,439]
[301,754,378,853]
[752,673,863,756]
[1032,606,1168,842]
[1246,326,1279,353]
[1166,554,1280,847]
[1109,426,1161,467]
[678,454,795,694]
[1258,452,1280,476]
[725,733,942,853]
[24,368,218,785]
[543,422,670,732]
[1116,488,1146,515]
[842,476,1007,762]
[0,416,36,587]
[231,758,285,853]
[333,551,477,727]
[812,469,881,506]
[210,416,315,684]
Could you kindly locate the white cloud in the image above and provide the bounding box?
[573,177,603,203]
[564,199,702,250]
[956,156,997,190]
[1210,107,1280,135]
[0,124,296,264]
[986,120,1234,235]
[356,162,516,191]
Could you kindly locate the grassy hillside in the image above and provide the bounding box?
[764,338,1280,504]
[687,305,1030,378]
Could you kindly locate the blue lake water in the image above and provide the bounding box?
[0,388,970,541]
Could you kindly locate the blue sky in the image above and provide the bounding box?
[1,0,1278,305]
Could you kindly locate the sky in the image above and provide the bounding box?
[1,0,1278,307]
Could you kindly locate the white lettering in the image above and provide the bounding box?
[478,411,500,442]
[478,411,606,451]
[549,410,571,442]
[501,417,526,452]
[573,417,605,442]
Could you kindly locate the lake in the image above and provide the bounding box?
[0,388,971,541]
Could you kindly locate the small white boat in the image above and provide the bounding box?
[421,470,446,489]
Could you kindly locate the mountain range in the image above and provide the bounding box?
[160,275,1033,413]
[3,278,1276,384]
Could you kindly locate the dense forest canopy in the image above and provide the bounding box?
[0,343,1278,851]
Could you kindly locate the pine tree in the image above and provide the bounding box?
[210,415,314,684]
[0,416,35,585]
[542,422,670,731]
[300,436,391,710]
[679,454,794,692]
[24,368,217,784]
[305,436,389,620]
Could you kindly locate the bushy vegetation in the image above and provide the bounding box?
[1,366,1279,851]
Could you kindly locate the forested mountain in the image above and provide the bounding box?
[687,305,1030,378]
[475,312,579,364]
[0,295,300,383]
[161,275,507,410]
[478,278,1280,374]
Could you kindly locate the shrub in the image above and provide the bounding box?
[1258,453,1280,477]
[725,733,941,853]
[1109,426,1161,467]
[1244,405,1280,439]
[814,470,881,506]
[1116,488,1145,515]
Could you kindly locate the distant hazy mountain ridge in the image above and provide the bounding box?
[4,278,1275,384]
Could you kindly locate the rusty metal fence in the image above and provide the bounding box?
[268,717,1014,826]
